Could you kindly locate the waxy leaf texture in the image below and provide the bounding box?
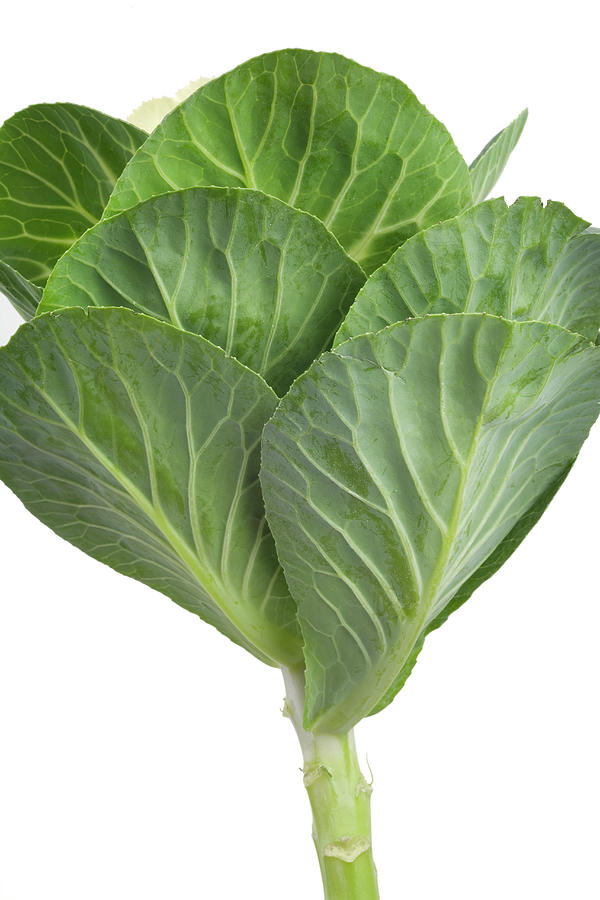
[40,187,365,395]
[261,315,600,730]
[0,308,301,666]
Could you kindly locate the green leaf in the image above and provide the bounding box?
[336,198,600,345]
[369,462,571,715]
[0,307,301,667]
[469,109,528,203]
[104,49,473,274]
[261,314,600,731]
[0,259,42,320]
[0,103,147,297]
[38,187,365,395]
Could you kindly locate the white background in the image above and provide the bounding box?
[0,2,599,898]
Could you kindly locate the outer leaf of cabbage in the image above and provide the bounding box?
[0,307,302,667]
[261,314,600,731]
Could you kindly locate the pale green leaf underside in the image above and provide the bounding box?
[39,187,365,395]
[336,197,600,345]
[469,109,528,203]
[0,103,146,294]
[105,49,473,274]
[261,314,600,731]
[0,259,42,319]
[0,307,301,666]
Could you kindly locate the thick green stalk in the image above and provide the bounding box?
[282,666,380,900]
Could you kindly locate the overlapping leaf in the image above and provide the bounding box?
[261,315,600,731]
[337,197,600,345]
[105,49,475,274]
[39,187,365,395]
[0,307,302,666]
[0,103,146,317]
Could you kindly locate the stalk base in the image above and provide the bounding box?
[282,666,380,900]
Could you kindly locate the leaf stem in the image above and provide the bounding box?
[282,666,380,900]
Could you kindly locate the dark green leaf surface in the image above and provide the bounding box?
[336,198,600,344]
[105,49,473,274]
[0,307,301,666]
[0,259,42,319]
[261,314,600,731]
[39,187,365,395]
[0,103,146,294]
[469,109,528,203]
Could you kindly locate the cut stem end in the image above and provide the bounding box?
[281,666,380,900]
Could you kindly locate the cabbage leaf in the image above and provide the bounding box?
[0,307,301,666]
[39,186,365,395]
[0,103,146,317]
